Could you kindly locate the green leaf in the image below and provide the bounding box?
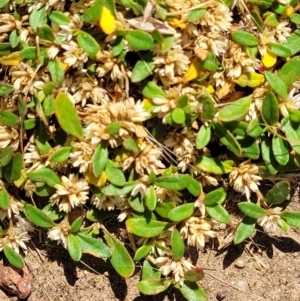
[178,281,207,301]
[3,153,22,182]
[203,187,226,206]
[67,234,82,261]
[41,203,64,221]
[199,97,215,121]
[49,147,71,163]
[267,43,292,58]
[177,95,188,107]
[20,47,37,59]
[284,29,300,55]
[280,211,300,227]
[196,125,211,150]
[131,54,155,83]
[195,156,233,174]
[55,92,83,139]
[232,30,258,46]
[48,59,64,84]
[238,136,260,160]
[92,142,108,177]
[70,217,83,233]
[76,233,112,258]
[0,146,13,167]
[23,204,55,228]
[284,118,300,154]
[0,110,18,126]
[35,121,51,153]
[234,216,257,244]
[104,230,135,277]
[272,136,289,165]
[261,137,279,175]
[105,160,126,186]
[265,181,290,205]
[29,6,47,32]
[278,57,300,86]
[101,182,136,196]
[247,117,264,138]
[28,167,61,187]
[290,13,300,24]
[126,218,168,237]
[154,174,190,190]
[83,0,102,22]
[168,203,194,222]
[0,0,10,9]
[262,92,279,126]
[248,0,274,9]
[123,138,139,155]
[171,108,186,124]
[187,8,206,22]
[128,193,145,213]
[3,245,24,269]
[184,267,205,282]
[49,11,71,25]
[142,81,167,99]
[142,259,161,280]
[134,242,153,261]
[37,24,55,41]
[202,53,218,72]
[186,176,202,196]
[206,204,231,223]
[0,83,14,96]
[218,96,252,122]
[155,200,176,218]
[145,186,157,211]
[138,278,172,295]
[125,30,154,50]
[172,229,185,260]
[9,30,19,48]
[76,31,100,60]
[213,122,242,157]
[265,71,287,99]
[223,121,247,137]
[0,188,9,210]
[105,121,121,135]
[238,202,266,218]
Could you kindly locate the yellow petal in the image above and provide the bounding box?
[206,85,215,94]
[283,6,294,17]
[262,50,277,68]
[83,168,106,187]
[168,18,187,29]
[246,72,265,88]
[99,6,116,35]
[0,52,22,66]
[183,58,204,82]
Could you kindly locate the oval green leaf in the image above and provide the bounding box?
[104,230,135,278]
[24,204,55,228]
[262,92,279,126]
[125,30,154,50]
[272,136,289,166]
[67,234,82,261]
[168,203,194,222]
[203,187,226,206]
[28,167,61,187]
[232,30,258,46]
[55,92,83,139]
[77,233,112,258]
[238,202,266,218]
[178,281,207,301]
[206,204,231,223]
[126,218,168,237]
[76,31,100,60]
[280,211,300,228]
[172,229,185,260]
[234,216,257,244]
[265,71,287,99]
[154,174,190,191]
[195,156,233,174]
[196,125,211,150]
[0,188,10,210]
[138,278,172,295]
[3,245,24,269]
[265,181,290,205]
[218,96,252,122]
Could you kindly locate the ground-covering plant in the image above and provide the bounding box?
[1,0,300,299]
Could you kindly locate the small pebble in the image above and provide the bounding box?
[234,259,245,268]
[216,291,226,300]
[219,223,227,230]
